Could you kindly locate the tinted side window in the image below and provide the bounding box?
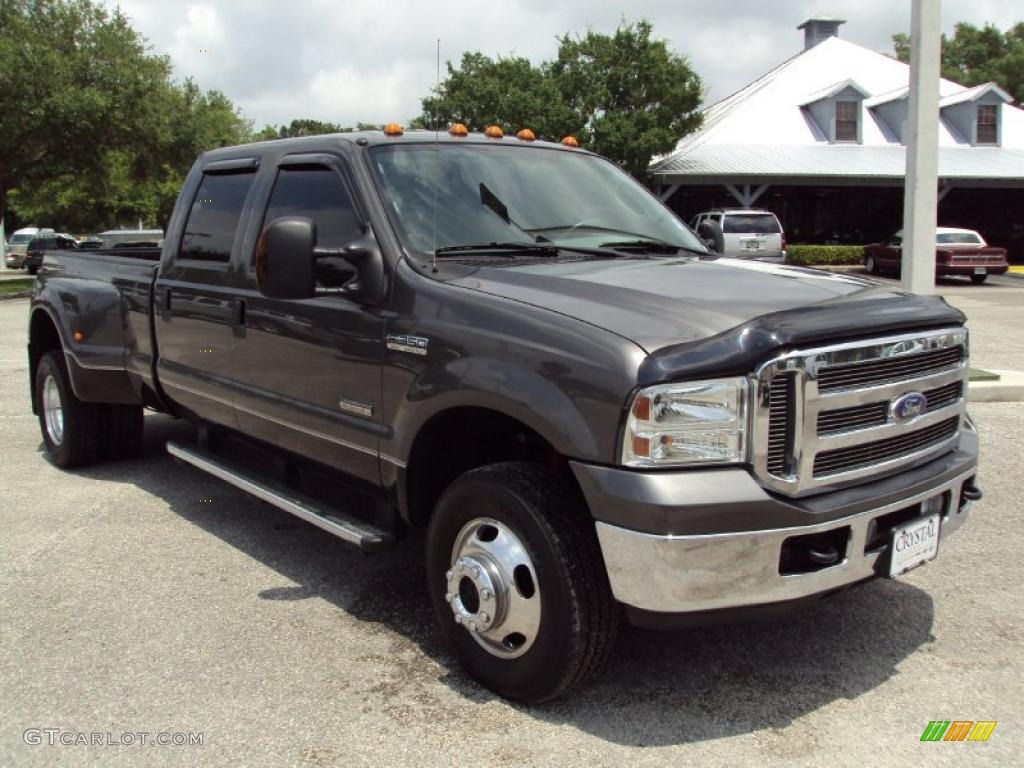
[180,171,256,263]
[260,166,362,255]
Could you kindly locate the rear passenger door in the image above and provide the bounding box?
[155,159,259,428]
[231,155,386,485]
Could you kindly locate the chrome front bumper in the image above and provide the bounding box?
[595,468,976,615]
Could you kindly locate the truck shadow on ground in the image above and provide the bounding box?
[66,414,937,747]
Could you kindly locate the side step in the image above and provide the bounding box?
[167,441,394,551]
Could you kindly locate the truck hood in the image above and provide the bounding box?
[449,256,965,374]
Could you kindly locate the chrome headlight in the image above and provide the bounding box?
[621,377,749,467]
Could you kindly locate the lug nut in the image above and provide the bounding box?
[445,593,453,602]
[454,615,463,624]
[473,567,481,578]
[479,612,489,623]
[469,622,477,632]
[456,560,465,571]
[446,570,453,581]
[481,588,492,600]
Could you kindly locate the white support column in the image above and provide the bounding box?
[901,0,942,295]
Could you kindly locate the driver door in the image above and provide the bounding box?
[231,155,386,485]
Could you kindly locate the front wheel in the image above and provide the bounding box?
[970,274,988,285]
[26,264,38,276]
[864,254,877,275]
[426,462,618,703]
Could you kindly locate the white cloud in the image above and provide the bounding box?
[110,0,1020,128]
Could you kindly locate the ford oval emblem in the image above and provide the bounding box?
[891,392,928,423]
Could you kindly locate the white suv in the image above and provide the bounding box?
[690,209,786,262]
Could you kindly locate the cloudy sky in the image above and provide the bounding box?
[112,0,1018,129]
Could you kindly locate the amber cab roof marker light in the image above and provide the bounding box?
[449,123,469,137]
[516,128,536,142]
[561,136,580,148]
[383,123,404,136]
[484,125,504,139]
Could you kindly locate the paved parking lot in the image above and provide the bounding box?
[1,282,1021,768]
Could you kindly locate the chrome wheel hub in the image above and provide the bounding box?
[42,374,64,445]
[446,518,541,659]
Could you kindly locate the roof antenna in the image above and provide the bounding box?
[431,38,441,274]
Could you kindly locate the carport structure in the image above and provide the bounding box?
[651,19,1024,257]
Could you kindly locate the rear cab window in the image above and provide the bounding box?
[179,171,257,264]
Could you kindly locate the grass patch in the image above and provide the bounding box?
[0,278,33,296]
[969,368,1001,382]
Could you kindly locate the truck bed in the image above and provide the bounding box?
[37,248,160,398]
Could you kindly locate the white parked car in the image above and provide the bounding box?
[690,209,787,262]
[5,227,45,269]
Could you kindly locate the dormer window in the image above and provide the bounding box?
[799,79,868,144]
[977,105,998,145]
[938,83,1010,147]
[835,101,859,142]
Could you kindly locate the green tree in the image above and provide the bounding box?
[550,20,703,179]
[414,20,703,179]
[253,118,345,141]
[414,52,583,140]
[894,21,1024,104]
[1,0,250,232]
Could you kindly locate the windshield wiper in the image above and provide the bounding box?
[434,242,559,257]
[600,239,708,256]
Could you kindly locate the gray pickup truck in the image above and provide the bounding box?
[27,128,980,703]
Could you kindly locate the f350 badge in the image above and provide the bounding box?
[386,334,429,356]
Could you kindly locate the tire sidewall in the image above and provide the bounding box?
[426,471,581,701]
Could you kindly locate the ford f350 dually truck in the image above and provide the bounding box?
[27,128,981,703]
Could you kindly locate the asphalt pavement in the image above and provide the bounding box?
[0,286,1021,768]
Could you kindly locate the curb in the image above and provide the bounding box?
[0,291,31,301]
[969,370,1024,403]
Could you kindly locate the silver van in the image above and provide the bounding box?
[690,209,786,261]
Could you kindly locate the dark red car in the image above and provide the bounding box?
[864,228,1009,284]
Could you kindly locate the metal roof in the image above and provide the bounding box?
[651,36,1024,182]
[656,144,1024,183]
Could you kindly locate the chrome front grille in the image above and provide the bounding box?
[752,327,969,497]
[815,346,963,392]
[813,416,960,476]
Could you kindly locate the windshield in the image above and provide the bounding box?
[9,234,34,245]
[369,144,704,254]
[723,214,781,234]
[937,232,982,245]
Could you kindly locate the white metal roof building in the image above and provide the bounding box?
[651,18,1024,256]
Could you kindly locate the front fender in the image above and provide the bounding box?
[391,356,602,462]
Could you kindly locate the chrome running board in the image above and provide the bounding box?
[167,440,393,551]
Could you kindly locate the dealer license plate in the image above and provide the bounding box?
[974,266,986,275]
[889,513,940,577]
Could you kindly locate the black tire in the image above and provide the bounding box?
[35,351,101,468]
[970,274,988,285]
[26,264,38,276]
[864,254,877,275]
[426,462,618,703]
[100,404,144,459]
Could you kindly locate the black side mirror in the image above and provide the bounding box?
[697,219,725,254]
[257,217,388,304]
[317,235,387,305]
[256,217,316,299]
